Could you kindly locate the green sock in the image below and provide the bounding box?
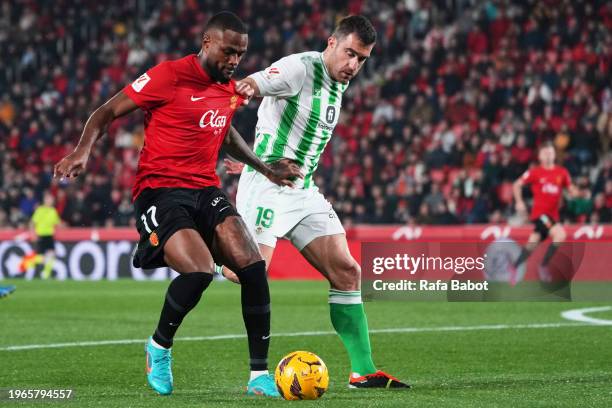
[42,257,54,279]
[329,289,376,375]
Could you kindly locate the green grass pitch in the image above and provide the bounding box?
[1,279,611,407]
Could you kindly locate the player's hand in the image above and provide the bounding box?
[54,149,90,180]
[266,159,304,188]
[515,201,527,214]
[235,81,254,105]
[221,266,240,284]
[223,159,245,175]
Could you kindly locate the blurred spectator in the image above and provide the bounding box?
[0,0,610,228]
[566,176,594,222]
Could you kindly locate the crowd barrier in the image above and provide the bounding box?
[0,225,610,280]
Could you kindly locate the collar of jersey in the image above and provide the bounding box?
[190,54,213,83]
[319,52,339,84]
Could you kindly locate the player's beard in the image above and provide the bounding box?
[205,61,231,83]
[217,69,232,83]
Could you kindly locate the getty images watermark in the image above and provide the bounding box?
[371,252,488,292]
[361,241,612,301]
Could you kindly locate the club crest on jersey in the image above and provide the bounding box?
[199,110,227,128]
[230,95,238,109]
[149,232,159,247]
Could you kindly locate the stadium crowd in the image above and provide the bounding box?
[1,0,611,228]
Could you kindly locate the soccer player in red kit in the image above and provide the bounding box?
[512,142,578,282]
[54,12,301,397]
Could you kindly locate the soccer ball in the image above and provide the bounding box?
[274,351,329,400]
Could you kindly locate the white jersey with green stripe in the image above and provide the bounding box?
[248,51,348,189]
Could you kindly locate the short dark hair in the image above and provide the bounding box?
[539,141,555,150]
[332,15,376,45]
[205,11,247,34]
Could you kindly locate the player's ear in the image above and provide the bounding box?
[327,36,336,50]
[202,33,212,51]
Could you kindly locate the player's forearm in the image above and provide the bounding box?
[512,181,524,205]
[223,126,272,178]
[73,91,138,154]
[73,106,115,154]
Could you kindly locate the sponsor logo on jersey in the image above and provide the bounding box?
[317,122,335,131]
[131,73,151,93]
[199,110,227,128]
[542,183,559,194]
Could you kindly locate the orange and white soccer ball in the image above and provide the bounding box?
[274,351,329,400]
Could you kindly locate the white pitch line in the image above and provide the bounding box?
[560,306,612,325]
[1,321,608,352]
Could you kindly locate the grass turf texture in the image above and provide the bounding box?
[1,279,611,407]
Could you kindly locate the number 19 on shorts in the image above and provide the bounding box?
[255,207,274,228]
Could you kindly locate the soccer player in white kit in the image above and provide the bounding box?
[225,15,409,389]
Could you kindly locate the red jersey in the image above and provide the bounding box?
[520,165,571,221]
[123,55,243,199]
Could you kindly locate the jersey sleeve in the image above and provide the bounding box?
[520,169,535,184]
[249,55,306,98]
[123,61,177,110]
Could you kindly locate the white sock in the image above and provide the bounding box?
[249,370,269,381]
[150,338,169,350]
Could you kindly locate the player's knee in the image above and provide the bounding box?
[232,251,264,270]
[171,256,215,274]
[216,216,263,268]
[190,260,216,273]
[329,258,360,291]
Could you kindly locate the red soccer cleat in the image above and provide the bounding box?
[348,370,410,389]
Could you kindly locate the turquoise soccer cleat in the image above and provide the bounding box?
[246,373,281,397]
[145,337,173,395]
[0,285,16,299]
